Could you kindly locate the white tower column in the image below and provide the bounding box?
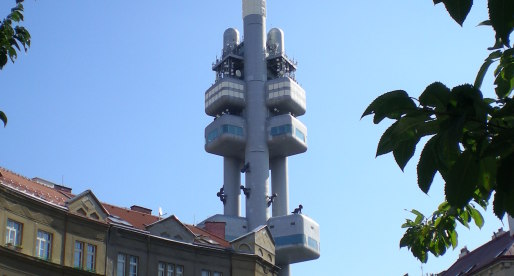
[271,157,289,216]
[224,157,241,216]
[242,0,270,230]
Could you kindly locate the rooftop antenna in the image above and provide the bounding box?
[158,207,167,219]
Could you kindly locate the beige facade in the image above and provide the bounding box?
[1,168,279,276]
[0,184,107,275]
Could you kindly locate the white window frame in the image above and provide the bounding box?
[36,230,52,260]
[86,244,96,271]
[5,219,22,246]
[117,253,126,276]
[129,255,138,276]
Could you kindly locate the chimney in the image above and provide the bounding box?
[492,227,505,239]
[130,205,152,215]
[509,216,514,237]
[203,221,226,239]
[459,246,469,258]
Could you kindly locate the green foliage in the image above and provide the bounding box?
[0,0,30,127]
[433,0,473,26]
[0,0,30,69]
[363,0,514,263]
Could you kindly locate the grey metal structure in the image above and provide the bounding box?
[202,1,320,275]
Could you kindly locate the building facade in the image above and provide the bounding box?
[0,167,278,276]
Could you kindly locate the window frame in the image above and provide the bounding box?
[157,261,183,276]
[73,240,97,272]
[118,253,138,276]
[36,229,52,260]
[86,243,97,271]
[5,219,23,246]
[117,253,126,276]
[129,255,138,276]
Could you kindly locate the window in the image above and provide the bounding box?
[74,241,96,271]
[117,254,126,276]
[202,270,222,276]
[221,124,243,136]
[295,128,306,142]
[270,124,292,137]
[74,241,83,268]
[158,262,183,276]
[118,253,138,276]
[176,265,183,276]
[86,244,96,271]
[36,230,52,260]
[207,129,219,143]
[129,256,138,276]
[5,219,22,246]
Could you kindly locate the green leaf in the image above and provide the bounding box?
[376,115,427,157]
[362,90,417,124]
[469,207,484,228]
[417,135,439,193]
[474,50,501,89]
[393,136,419,171]
[445,150,480,208]
[496,154,514,216]
[488,0,514,47]
[450,230,458,248]
[493,49,514,98]
[0,110,7,127]
[477,20,491,26]
[434,0,473,26]
[419,82,451,111]
[493,191,506,219]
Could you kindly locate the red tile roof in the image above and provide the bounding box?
[0,167,70,207]
[102,203,160,230]
[0,167,231,248]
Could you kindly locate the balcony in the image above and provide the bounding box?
[266,77,306,116]
[267,114,307,158]
[267,214,320,264]
[205,78,246,116]
[205,115,246,158]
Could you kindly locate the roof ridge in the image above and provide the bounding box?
[0,167,41,185]
[187,224,227,241]
[102,202,159,217]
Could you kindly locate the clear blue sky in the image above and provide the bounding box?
[1,1,509,275]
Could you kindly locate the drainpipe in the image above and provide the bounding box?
[61,213,69,266]
[105,225,112,276]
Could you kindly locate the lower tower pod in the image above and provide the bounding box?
[205,114,246,159]
[267,214,320,264]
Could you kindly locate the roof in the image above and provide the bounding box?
[0,167,71,207]
[440,230,514,276]
[0,167,231,248]
[186,224,231,248]
[102,203,160,230]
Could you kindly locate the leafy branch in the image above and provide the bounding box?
[362,0,513,263]
[0,0,31,127]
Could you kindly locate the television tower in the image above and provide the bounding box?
[202,1,320,275]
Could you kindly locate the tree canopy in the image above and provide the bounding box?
[0,0,31,127]
[362,0,513,263]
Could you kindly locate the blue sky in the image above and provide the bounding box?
[1,1,509,275]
